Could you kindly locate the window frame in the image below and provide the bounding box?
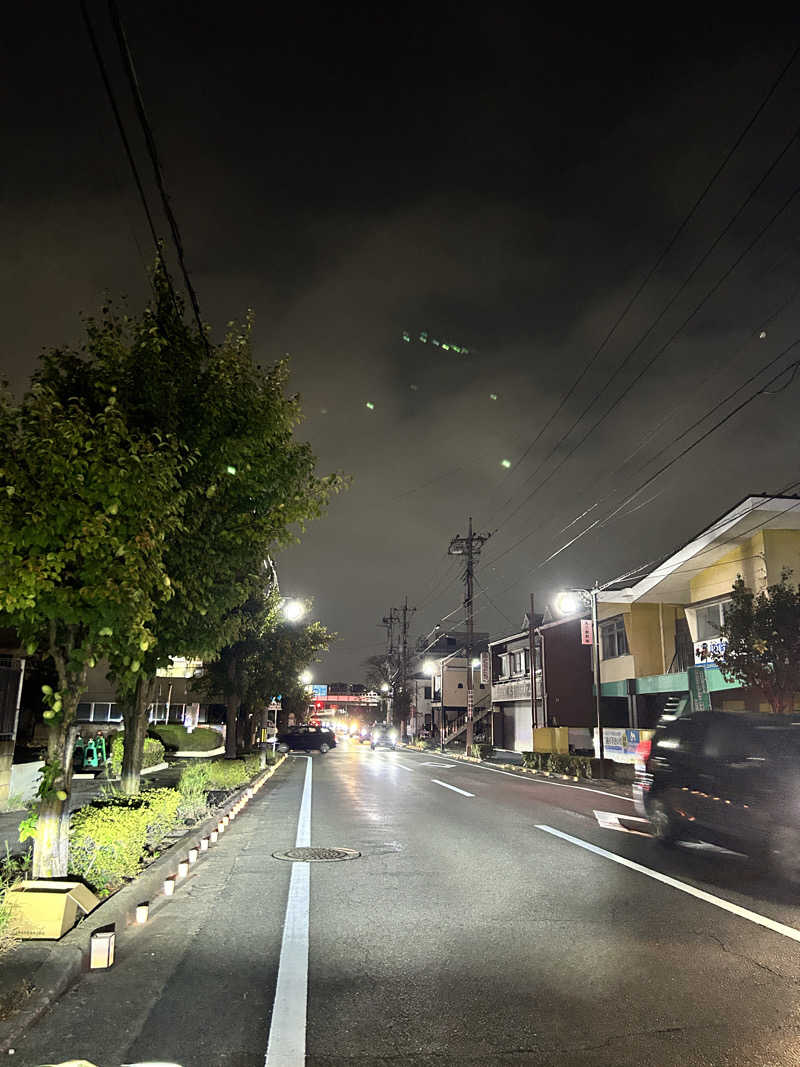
[600,616,629,660]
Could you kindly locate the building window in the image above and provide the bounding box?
[499,653,510,678]
[600,617,629,660]
[695,600,731,641]
[423,685,431,700]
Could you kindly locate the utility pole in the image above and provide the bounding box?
[399,595,416,741]
[448,517,491,755]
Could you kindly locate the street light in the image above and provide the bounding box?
[282,599,306,622]
[299,670,312,685]
[380,682,390,693]
[555,585,604,764]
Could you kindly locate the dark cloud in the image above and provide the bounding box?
[3,6,800,676]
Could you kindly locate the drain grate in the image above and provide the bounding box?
[273,846,361,863]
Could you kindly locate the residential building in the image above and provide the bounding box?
[596,495,800,725]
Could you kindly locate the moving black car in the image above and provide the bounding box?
[370,722,398,750]
[634,710,800,877]
[277,725,336,754]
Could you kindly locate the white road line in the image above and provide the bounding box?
[536,824,800,944]
[416,750,634,802]
[431,778,474,797]
[421,760,456,768]
[265,756,312,1067]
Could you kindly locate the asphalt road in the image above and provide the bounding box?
[13,742,800,1066]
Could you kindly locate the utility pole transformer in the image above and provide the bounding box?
[448,517,491,755]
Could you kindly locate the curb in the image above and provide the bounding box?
[0,753,287,1053]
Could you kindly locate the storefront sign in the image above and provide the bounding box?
[491,678,531,703]
[480,652,491,685]
[594,728,654,764]
[693,638,726,666]
[688,664,712,712]
[311,684,328,698]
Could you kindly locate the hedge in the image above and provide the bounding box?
[109,734,165,777]
[151,724,221,752]
[521,751,593,779]
[69,788,182,895]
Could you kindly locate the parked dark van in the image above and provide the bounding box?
[634,710,800,877]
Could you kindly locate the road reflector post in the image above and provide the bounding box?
[177,860,189,879]
[163,877,175,896]
[188,847,199,865]
[200,837,209,851]
[135,902,149,924]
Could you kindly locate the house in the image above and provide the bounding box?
[596,495,800,725]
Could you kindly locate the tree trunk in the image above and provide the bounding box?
[225,697,241,758]
[32,693,80,879]
[32,794,70,878]
[120,677,153,795]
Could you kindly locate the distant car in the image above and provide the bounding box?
[276,725,337,754]
[635,710,800,879]
[358,726,371,744]
[371,723,398,750]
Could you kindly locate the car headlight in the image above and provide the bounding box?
[389,731,398,740]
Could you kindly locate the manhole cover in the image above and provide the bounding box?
[272,846,361,862]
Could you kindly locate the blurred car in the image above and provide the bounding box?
[371,723,398,750]
[357,725,372,744]
[635,710,800,878]
[277,725,337,754]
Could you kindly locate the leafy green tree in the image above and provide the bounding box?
[196,586,333,754]
[714,569,800,714]
[0,383,185,875]
[37,273,344,791]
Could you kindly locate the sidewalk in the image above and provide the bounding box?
[0,755,287,1053]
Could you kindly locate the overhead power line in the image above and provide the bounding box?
[491,121,800,540]
[79,1,171,290]
[107,0,209,351]
[485,42,800,519]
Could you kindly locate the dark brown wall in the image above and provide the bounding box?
[542,619,593,728]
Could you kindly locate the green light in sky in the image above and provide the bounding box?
[366,401,375,410]
[500,459,511,468]
[489,393,498,400]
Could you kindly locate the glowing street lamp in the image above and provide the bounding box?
[380,682,390,693]
[299,670,313,686]
[282,599,306,622]
[555,586,604,763]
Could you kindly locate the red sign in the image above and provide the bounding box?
[581,619,594,645]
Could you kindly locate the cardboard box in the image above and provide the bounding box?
[6,880,100,939]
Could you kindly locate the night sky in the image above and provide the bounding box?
[4,8,800,678]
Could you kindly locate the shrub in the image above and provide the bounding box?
[151,724,221,752]
[470,743,493,760]
[69,802,149,894]
[69,787,182,894]
[204,759,249,790]
[109,735,166,777]
[177,762,211,821]
[522,751,592,779]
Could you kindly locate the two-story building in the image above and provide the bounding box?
[596,495,800,725]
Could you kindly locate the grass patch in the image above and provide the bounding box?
[151,724,221,752]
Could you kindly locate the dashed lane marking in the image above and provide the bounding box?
[431,779,474,797]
